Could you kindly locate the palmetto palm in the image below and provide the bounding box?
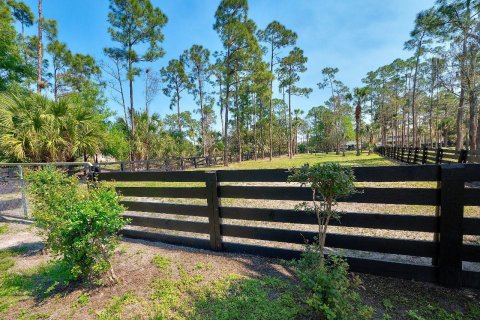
[0,92,104,162]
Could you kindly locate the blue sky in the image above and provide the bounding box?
[22,0,434,123]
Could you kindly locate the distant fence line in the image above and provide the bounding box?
[94,151,287,172]
[377,146,480,164]
[96,164,480,289]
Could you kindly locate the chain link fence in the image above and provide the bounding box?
[0,163,92,219]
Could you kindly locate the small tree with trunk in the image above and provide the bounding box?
[288,163,356,265]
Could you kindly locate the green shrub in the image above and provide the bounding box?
[288,162,356,264]
[26,167,128,281]
[292,246,373,320]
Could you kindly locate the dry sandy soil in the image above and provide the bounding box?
[0,217,479,320]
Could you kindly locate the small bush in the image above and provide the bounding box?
[292,246,373,320]
[288,162,356,264]
[26,167,128,281]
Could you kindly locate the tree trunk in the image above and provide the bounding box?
[198,74,206,157]
[456,88,465,151]
[223,80,230,167]
[288,85,292,159]
[269,42,274,161]
[253,95,257,161]
[456,37,468,151]
[235,81,241,162]
[476,114,480,151]
[468,88,478,151]
[411,38,422,148]
[128,60,135,138]
[176,89,182,134]
[37,0,43,94]
[355,101,361,156]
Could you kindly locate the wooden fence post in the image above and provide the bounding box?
[438,164,465,287]
[436,148,443,164]
[413,147,419,164]
[458,149,468,163]
[422,147,428,164]
[206,172,222,251]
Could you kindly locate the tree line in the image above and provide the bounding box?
[1,0,479,165]
[359,0,480,152]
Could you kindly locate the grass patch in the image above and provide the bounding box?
[0,224,8,235]
[191,275,304,320]
[145,257,307,319]
[0,249,73,316]
[381,295,480,320]
[223,151,394,170]
[95,291,138,320]
[152,255,172,271]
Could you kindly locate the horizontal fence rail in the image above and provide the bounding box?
[97,164,480,289]
[377,146,479,164]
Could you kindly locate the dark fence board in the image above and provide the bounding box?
[464,218,480,235]
[223,242,437,282]
[99,171,207,182]
[352,166,439,182]
[121,229,210,250]
[117,187,206,199]
[220,207,438,232]
[124,215,209,233]
[464,189,480,205]
[121,201,209,217]
[221,225,435,257]
[463,244,480,262]
[465,164,480,180]
[217,169,290,182]
[218,186,439,205]
[462,271,480,289]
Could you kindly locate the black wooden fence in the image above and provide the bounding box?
[94,151,285,172]
[377,146,480,164]
[97,164,480,288]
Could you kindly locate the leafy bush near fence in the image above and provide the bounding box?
[291,246,374,320]
[288,162,356,264]
[26,167,127,282]
[288,163,371,319]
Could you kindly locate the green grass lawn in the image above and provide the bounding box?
[223,151,394,170]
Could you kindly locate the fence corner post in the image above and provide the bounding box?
[438,164,465,287]
[17,165,28,217]
[206,171,222,251]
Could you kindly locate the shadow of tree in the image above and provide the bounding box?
[1,258,75,303]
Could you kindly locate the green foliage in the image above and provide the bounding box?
[0,224,8,235]
[288,162,356,258]
[152,255,172,271]
[0,92,108,162]
[161,58,192,124]
[382,294,480,320]
[289,162,356,203]
[0,2,34,91]
[193,275,304,320]
[0,249,72,315]
[291,247,373,320]
[25,167,127,280]
[96,291,138,320]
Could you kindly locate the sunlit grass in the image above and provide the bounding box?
[222,151,394,170]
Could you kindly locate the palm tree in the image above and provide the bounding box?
[0,93,105,162]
